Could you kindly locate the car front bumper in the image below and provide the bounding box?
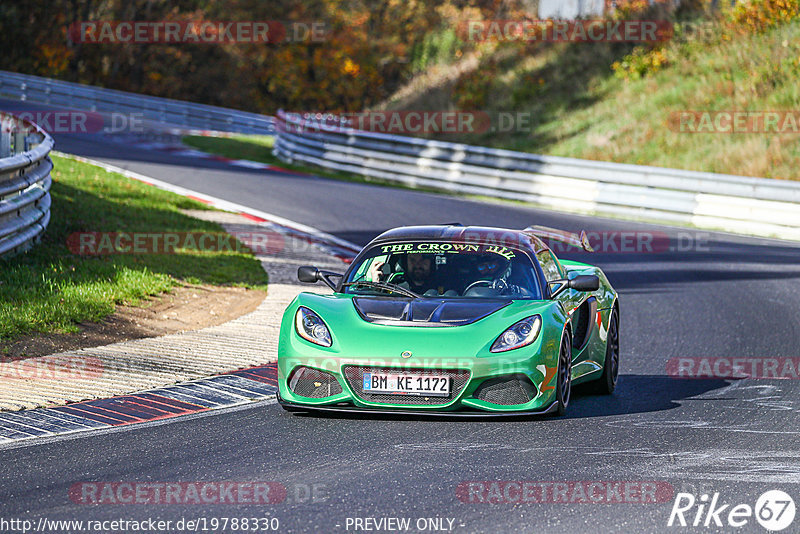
[277,343,560,414]
[276,389,559,417]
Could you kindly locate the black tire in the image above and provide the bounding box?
[594,306,620,394]
[554,331,573,416]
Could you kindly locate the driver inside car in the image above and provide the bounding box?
[368,253,441,295]
[464,255,526,297]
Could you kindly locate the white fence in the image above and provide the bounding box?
[0,113,53,258]
[274,111,800,241]
[3,72,796,242]
[538,0,606,19]
[0,70,274,135]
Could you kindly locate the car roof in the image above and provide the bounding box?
[366,225,549,253]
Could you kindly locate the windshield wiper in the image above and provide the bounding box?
[342,281,421,299]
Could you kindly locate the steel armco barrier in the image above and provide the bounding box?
[0,112,53,258]
[274,111,800,241]
[0,70,274,135]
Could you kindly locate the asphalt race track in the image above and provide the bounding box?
[2,100,800,532]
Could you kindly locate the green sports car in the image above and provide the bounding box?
[277,224,619,416]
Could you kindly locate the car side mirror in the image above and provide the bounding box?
[297,266,320,283]
[297,266,342,290]
[549,274,600,299]
[569,275,600,292]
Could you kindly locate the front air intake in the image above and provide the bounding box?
[472,374,538,406]
[288,367,343,398]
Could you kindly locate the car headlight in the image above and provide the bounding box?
[295,307,332,347]
[490,315,542,353]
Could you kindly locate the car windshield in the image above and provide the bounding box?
[344,241,544,299]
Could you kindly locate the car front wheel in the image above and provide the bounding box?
[594,307,619,395]
[554,331,573,416]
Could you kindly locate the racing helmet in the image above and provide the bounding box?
[475,253,511,280]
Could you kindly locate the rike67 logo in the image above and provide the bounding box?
[668,490,795,531]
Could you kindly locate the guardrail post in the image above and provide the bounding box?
[0,128,9,158]
[13,131,26,154]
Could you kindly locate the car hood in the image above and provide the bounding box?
[287,293,559,360]
[352,297,511,326]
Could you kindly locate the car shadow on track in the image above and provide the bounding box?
[565,374,730,419]
[279,374,730,422]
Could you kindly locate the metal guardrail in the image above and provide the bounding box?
[274,111,800,241]
[0,112,53,258]
[0,70,274,135]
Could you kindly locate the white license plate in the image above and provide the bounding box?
[362,372,450,397]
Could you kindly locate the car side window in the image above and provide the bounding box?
[549,251,566,278]
[352,255,387,282]
[536,250,562,283]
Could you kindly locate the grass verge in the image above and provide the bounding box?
[183,134,278,163]
[0,154,269,341]
[190,10,800,181]
[380,6,800,180]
